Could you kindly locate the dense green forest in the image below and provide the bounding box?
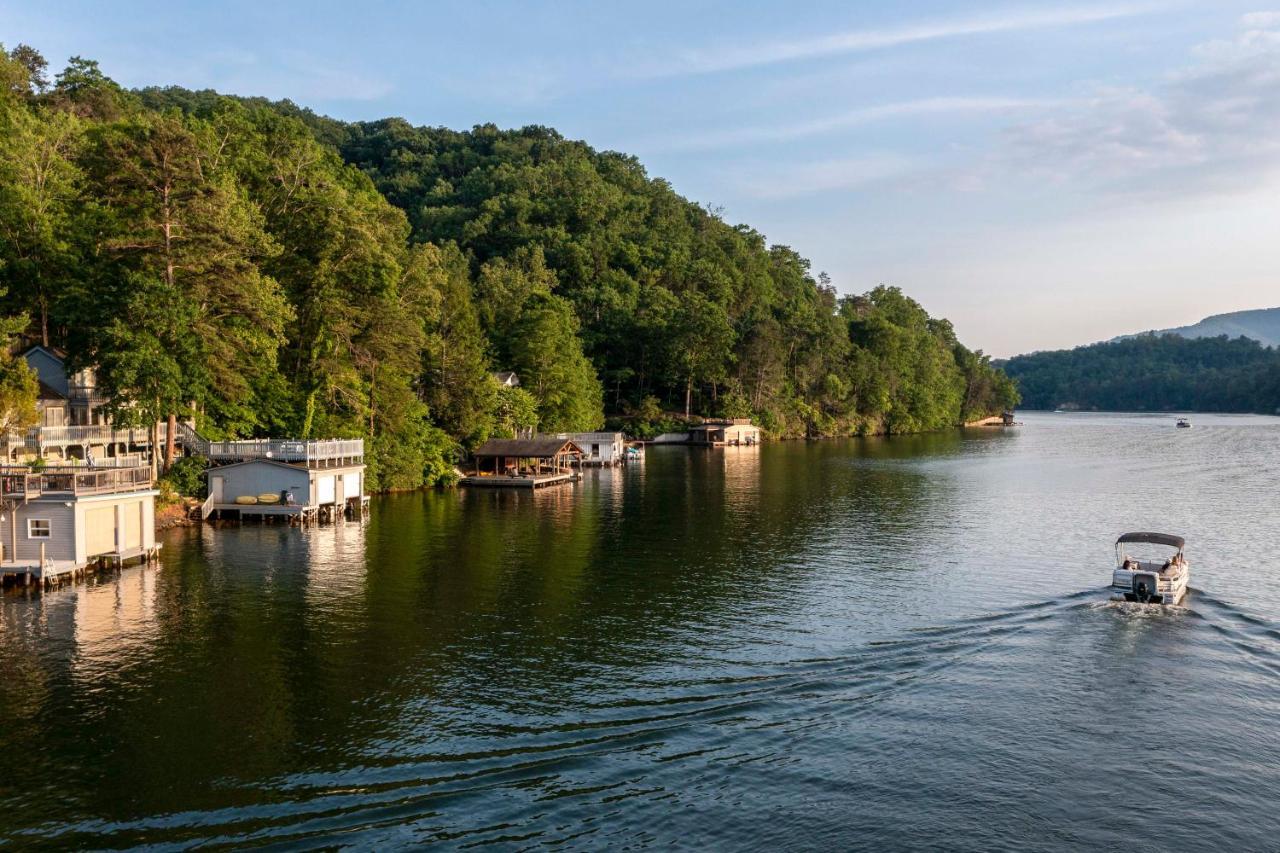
[0,45,1017,490]
[1003,334,1280,413]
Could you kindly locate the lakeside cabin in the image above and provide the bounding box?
[0,463,159,587]
[202,439,368,524]
[654,419,762,447]
[462,437,583,488]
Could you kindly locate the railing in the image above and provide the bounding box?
[39,465,153,496]
[203,438,364,466]
[0,472,41,500]
[1,424,168,446]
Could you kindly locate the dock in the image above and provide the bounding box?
[462,436,585,490]
[2,544,160,589]
[459,472,579,489]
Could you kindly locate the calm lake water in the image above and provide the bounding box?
[4,411,1280,849]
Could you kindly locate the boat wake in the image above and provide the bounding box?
[13,585,1280,850]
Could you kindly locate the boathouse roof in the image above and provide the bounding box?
[472,437,583,458]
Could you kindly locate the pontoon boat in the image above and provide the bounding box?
[1111,532,1188,605]
[1176,418,1192,429]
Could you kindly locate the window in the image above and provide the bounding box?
[28,519,51,539]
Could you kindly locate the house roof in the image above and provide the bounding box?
[492,371,520,385]
[37,379,66,401]
[22,344,69,363]
[472,437,583,458]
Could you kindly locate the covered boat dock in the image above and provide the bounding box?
[461,437,583,488]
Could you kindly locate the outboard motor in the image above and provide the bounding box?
[1131,572,1162,604]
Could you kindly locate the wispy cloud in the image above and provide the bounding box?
[995,10,1280,197]
[633,3,1168,78]
[648,96,1052,152]
[724,153,913,200]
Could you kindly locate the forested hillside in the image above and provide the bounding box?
[0,45,1017,490]
[1003,334,1280,413]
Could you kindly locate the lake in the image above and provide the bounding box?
[3,411,1280,849]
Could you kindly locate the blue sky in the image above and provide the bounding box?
[4,1,1279,355]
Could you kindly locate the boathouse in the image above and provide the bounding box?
[202,439,367,523]
[654,419,762,447]
[462,437,583,488]
[550,432,626,466]
[0,463,158,585]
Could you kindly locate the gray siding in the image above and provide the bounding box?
[7,501,77,563]
[218,462,312,505]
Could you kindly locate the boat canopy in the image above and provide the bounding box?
[1116,532,1185,549]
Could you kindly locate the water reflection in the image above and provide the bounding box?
[5,420,1280,848]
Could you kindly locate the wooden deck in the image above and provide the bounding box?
[1,545,160,588]
[460,472,578,489]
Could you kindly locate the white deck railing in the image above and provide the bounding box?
[203,438,364,466]
[0,465,153,497]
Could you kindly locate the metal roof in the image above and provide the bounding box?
[1116,532,1185,549]
[472,437,583,458]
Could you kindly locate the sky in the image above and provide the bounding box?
[3,1,1279,356]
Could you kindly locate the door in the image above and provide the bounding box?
[317,475,336,504]
[84,505,117,557]
[210,476,224,503]
[123,502,142,549]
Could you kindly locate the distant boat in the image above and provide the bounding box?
[1176,417,1192,429]
[1111,532,1189,606]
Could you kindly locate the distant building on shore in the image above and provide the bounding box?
[652,419,761,447]
[547,432,626,465]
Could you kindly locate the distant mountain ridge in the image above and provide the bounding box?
[1114,306,1280,348]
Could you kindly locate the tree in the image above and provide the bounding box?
[0,313,37,433]
[667,290,733,418]
[493,384,539,437]
[508,293,604,431]
[76,112,290,470]
[420,243,495,446]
